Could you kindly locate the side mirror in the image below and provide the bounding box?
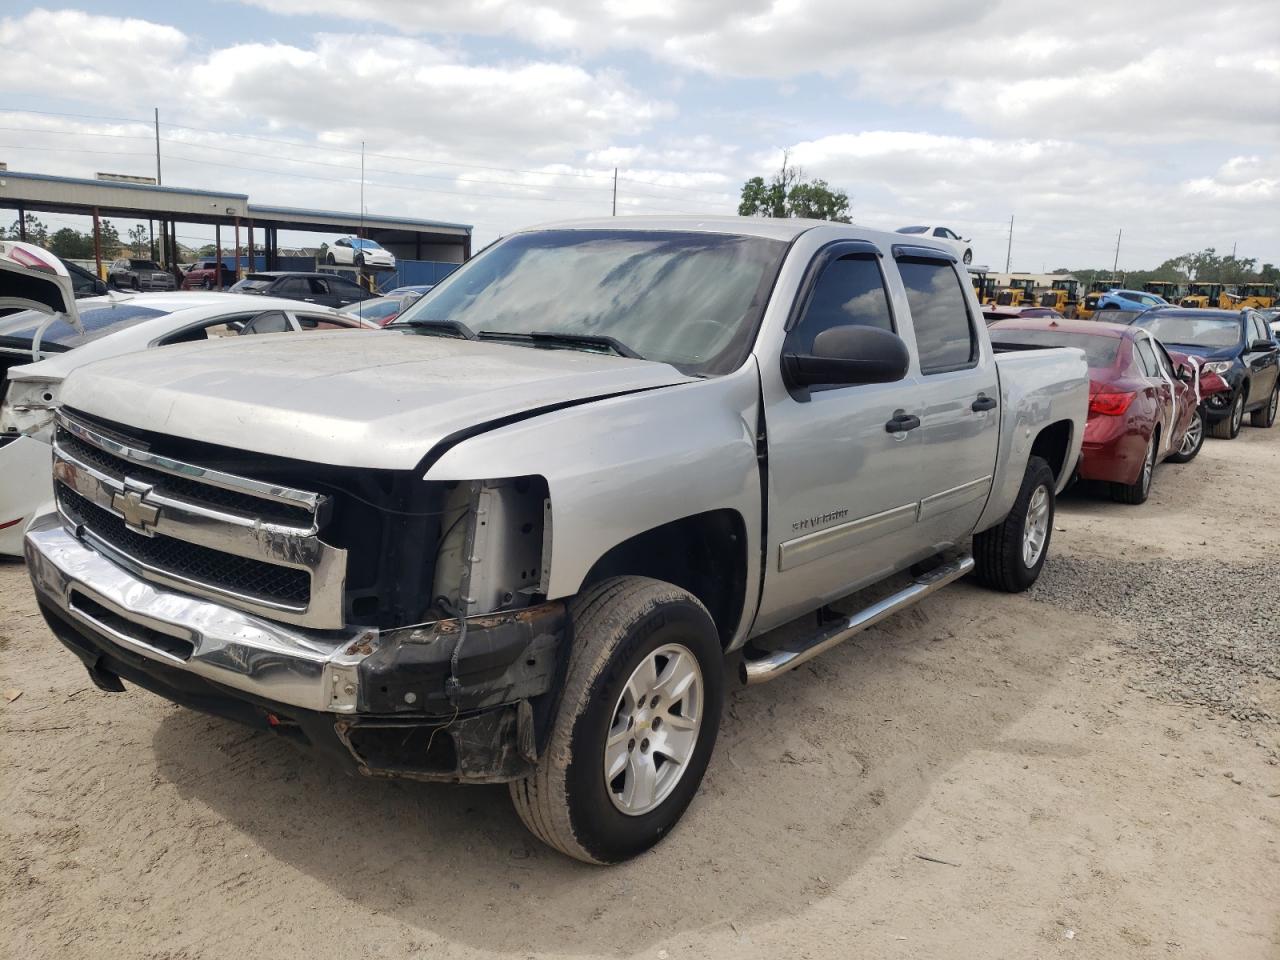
[1175,363,1194,382]
[782,325,910,389]
[1249,339,1277,352]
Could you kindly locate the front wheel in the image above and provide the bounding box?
[973,455,1055,592]
[509,577,723,864]
[1250,382,1279,428]
[200,278,212,290]
[1209,393,1245,439]
[1167,408,1204,463]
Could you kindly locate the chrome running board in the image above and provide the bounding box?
[740,554,975,685]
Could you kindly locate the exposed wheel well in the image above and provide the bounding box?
[578,510,748,647]
[1031,419,1074,483]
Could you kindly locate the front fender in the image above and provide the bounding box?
[423,362,762,614]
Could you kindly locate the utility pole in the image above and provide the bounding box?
[612,168,617,216]
[154,107,165,268]
[1113,229,1122,274]
[1004,215,1014,272]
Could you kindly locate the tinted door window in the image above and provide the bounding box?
[329,279,364,298]
[788,255,894,359]
[1152,340,1177,379]
[1249,315,1269,344]
[1135,337,1160,377]
[898,260,977,374]
[275,277,310,297]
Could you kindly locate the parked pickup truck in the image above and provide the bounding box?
[19,218,1087,863]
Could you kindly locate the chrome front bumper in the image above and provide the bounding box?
[25,514,372,714]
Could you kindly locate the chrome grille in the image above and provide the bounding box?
[51,410,347,629]
[58,486,311,605]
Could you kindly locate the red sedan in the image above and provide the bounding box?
[989,319,1203,504]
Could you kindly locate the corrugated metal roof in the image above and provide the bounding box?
[0,169,248,200]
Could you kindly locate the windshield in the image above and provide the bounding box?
[351,239,381,250]
[896,226,928,234]
[990,328,1121,367]
[128,260,160,270]
[392,229,788,376]
[1138,314,1241,348]
[0,301,168,350]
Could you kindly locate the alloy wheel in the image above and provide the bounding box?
[1141,438,1155,495]
[1180,412,1203,455]
[604,643,703,816]
[1232,395,1244,433]
[1022,484,1050,568]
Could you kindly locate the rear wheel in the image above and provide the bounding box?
[973,455,1055,592]
[1209,393,1245,439]
[325,252,336,265]
[200,278,212,290]
[1112,432,1156,504]
[1250,382,1279,428]
[1167,408,1204,463]
[509,577,723,864]
[962,249,973,265]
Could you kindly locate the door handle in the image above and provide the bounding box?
[885,411,921,433]
[972,394,998,412]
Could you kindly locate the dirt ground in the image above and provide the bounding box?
[3,427,1279,960]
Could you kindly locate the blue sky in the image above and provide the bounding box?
[1,0,1276,267]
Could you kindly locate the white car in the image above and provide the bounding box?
[895,225,974,264]
[325,237,396,270]
[0,242,376,555]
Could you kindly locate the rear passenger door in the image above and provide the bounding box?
[326,277,366,307]
[757,241,939,630]
[1135,334,1176,456]
[891,247,1000,548]
[1244,313,1279,404]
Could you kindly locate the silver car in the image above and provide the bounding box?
[107,258,176,292]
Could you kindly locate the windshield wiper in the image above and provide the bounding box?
[395,318,478,340]
[477,330,642,359]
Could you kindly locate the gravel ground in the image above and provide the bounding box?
[3,420,1279,959]
[1035,555,1280,738]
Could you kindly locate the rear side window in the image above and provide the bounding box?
[241,311,291,335]
[275,277,310,297]
[788,255,894,354]
[898,260,977,374]
[1134,337,1160,377]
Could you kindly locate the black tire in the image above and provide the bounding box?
[1167,408,1204,463]
[201,278,212,290]
[963,249,973,265]
[326,253,336,265]
[1209,392,1245,439]
[1250,382,1279,428]
[1111,431,1156,504]
[973,455,1055,593]
[355,254,365,269]
[131,277,140,291]
[509,576,723,864]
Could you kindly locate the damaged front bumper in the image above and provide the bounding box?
[25,514,568,782]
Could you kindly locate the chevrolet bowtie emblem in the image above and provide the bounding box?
[112,484,161,535]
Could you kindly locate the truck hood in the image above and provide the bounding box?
[57,330,696,470]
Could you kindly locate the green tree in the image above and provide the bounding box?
[127,223,149,257]
[739,152,850,222]
[98,219,121,256]
[47,227,95,260]
[7,214,49,246]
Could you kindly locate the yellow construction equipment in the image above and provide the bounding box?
[994,277,1037,307]
[1039,279,1081,316]
[1230,283,1277,309]
[970,271,999,305]
[1179,282,1229,309]
[1142,280,1183,302]
[1077,277,1121,319]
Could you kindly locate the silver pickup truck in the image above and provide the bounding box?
[19,218,1087,863]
